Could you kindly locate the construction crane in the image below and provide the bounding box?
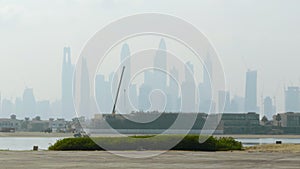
[112,66,125,115]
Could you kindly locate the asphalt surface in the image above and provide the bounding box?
[0,151,299,169]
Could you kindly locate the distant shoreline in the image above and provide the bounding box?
[0,132,73,138]
[213,134,300,139]
[1,132,300,139]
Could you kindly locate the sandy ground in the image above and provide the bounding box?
[0,150,299,169]
[247,144,300,153]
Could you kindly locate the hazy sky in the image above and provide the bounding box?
[0,0,300,111]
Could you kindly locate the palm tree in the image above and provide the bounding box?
[261,116,268,125]
[275,114,281,127]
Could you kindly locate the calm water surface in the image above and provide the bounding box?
[0,137,65,150]
[1,137,300,150]
[236,138,300,147]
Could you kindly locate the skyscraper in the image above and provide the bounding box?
[244,70,258,112]
[22,87,36,117]
[129,84,138,112]
[15,97,23,117]
[36,100,50,117]
[119,43,131,113]
[153,38,167,91]
[79,57,91,117]
[138,83,151,111]
[181,62,196,112]
[95,74,113,113]
[166,67,180,112]
[263,96,275,120]
[230,95,245,113]
[218,90,231,113]
[62,47,75,119]
[139,70,153,111]
[1,99,13,118]
[285,86,300,112]
[199,55,212,112]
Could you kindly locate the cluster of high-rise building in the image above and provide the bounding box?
[94,39,214,115]
[94,39,264,118]
[0,47,75,120]
[217,70,276,120]
[1,40,300,121]
[0,88,59,119]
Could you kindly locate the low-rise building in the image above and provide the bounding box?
[0,115,22,132]
[217,112,260,134]
[49,118,66,132]
[274,112,300,127]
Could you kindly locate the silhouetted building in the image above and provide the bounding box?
[95,74,113,113]
[218,90,231,113]
[230,96,245,113]
[22,88,36,117]
[181,62,196,112]
[15,98,23,117]
[119,43,131,113]
[166,67,180,112]
[244,70,257,112]
[61,47,75,119]
[153,39,167,92]
[1,99,14,118]
[285,86,300,112]
[36,100,50,116]
[263,96,276,120]
[79,57,91,117]
[129,84,138,112]
[138,84,151,111]
[50,100,61,117]
[199,54,213,112]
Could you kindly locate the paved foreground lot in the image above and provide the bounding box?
[0,151,299,169]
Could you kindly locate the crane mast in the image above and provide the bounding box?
[112,66,125,115]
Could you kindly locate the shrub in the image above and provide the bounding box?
[49,135,242,151]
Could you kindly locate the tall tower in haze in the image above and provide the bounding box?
[62,47,75,119]
[285,86,300,112]
[263,96,276,120]
[23,88,36,117]
[199,54,213,112]
[166,67,180,112]
[244,70,258,112]
[153,38,167,91]
[182,62,196,112]
[119,43,131,113]
[79,57,91,117]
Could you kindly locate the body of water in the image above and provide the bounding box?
[0,137,300,150]
[0,137,65,150]
[236,138,300,147]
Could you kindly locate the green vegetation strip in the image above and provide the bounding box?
[49,135,242,151]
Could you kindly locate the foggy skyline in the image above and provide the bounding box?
[1,0,300,113]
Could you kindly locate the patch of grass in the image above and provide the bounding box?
[246,144,300,153]
[48,135,242,151]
